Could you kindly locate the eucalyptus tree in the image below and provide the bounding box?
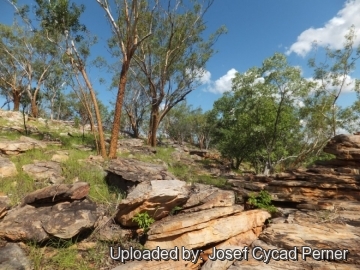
[0,20,58,117]
[308,25,360,137]
[133,0,226,147]
[34,0,108,157]
[96,0,155,158]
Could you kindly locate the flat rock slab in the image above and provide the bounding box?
[259,220,360,264]
[118,138,145,147]
[0,199,98,242]
[22,161,64,183]
[146,207,270,250]
[0,242,32,270]
[21,182,90,206]
[19,136,47,149]
[0,156,17,178]
[106,158,176,192]
[182,184,235,213]
[115,180,189,227]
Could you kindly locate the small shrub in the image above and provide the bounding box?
[132,212,155,233]
[247,190,277,213]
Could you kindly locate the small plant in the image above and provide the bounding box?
[132,212,155,233]
[247,190,277,213]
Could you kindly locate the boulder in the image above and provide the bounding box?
[0,140,37,155]
[0,199,98,242]
[115,180,189,227]
[0,156,17,178]
[145,207,270,250]
[0,242,32,270]
[22,161,64,184]
[106,158,176,193]
[21,182,90,206]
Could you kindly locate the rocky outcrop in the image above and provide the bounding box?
[323,134,360,160]
[145,207,270,250]
[115,180,189,227]
[0,156,17,178]
[22,161,64,184]
[106,158,176,192]
[0,182,98,242]
[230,134,360,207]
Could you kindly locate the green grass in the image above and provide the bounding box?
[168,162,230,188]
[0,148,57,205]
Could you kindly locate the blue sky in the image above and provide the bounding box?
[1,0,359,112]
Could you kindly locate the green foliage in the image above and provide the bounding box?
[248,190,277,213]
[132,212,155,233]
[211,53,312,172]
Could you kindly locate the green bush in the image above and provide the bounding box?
[247,190,277,213]
[132,212,155,233]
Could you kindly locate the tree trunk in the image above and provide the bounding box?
[108,63,129,158]
[13,91,21,111]
[148,103,160,147]
[30,99,38,118]
[80,68,107,158]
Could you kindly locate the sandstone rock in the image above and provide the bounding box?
[145,207,270,250]
[323,134,360,160]
[0,193,10,219]
[259,216,360,264]
[111,259,201,270]
[201,227,263,261]
[182,184,235,213]
[19,136,47,148]
[201,245,240,270]
[51,150,69,162]
[0,242,32,270]
[21,182,90,206]
[0,199,98,242]
[0,140,36,155]
[118,138,144,148]
[0,156,17,178]
[22,161,64,183]
[115,180,189,227]
[42,200,98,239]
[106,158,176,192]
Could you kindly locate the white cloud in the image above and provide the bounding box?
[306,74,357,93]
[287,0,360,56]
[206,68,238,94]
[192,68,212,84]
